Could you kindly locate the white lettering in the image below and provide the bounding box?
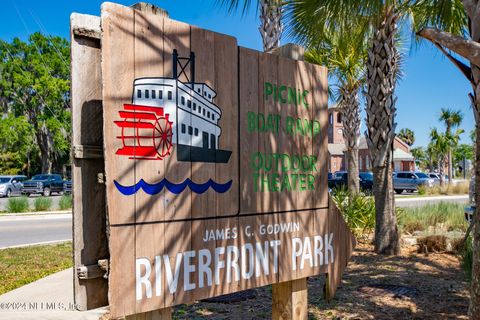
[226,245,240,283]
[300,237,313,269]
[214,247,225,285]
[292,237,302,271]
[136,258,152,300]
[255,241,269,277]
[183,251,196,291]
[325,233,334,264]
[241,243,254,279]
[198,249,212,288]
[164,253,182,294]
[313,235,323,266]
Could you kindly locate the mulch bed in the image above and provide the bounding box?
[172,243,470,319]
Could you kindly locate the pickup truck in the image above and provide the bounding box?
[22,174,64,197]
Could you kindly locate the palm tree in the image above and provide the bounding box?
[439,108,463,182]
[215,0,283,51]
[305,26,367,194]
[430,128,450,185]
[286,0,463,255]
[398,128,415,146]
[430,127,464,185]
[410,146,425,170]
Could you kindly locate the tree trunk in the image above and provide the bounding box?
[364,8,400,255]
[472,107,480,319]
[372,153,399,255]
[35,124,52,174]
[448,149,453,183]
[259,0,282,52]
[439,156,446,186]
[347,147,359,193]
[469,15,480,318]
[340,86,361,194]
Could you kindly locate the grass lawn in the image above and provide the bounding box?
[0,242,72,295]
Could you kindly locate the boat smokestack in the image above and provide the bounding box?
[172,49,178,79]
[190,51,195,87]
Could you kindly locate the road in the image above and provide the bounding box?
[395,194,469,208]
[0,214,71,249]
[0,194,63,211]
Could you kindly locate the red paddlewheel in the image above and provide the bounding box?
[153,116,173,158]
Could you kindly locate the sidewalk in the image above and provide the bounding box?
[0,210,71,217]
[0,268,108,320]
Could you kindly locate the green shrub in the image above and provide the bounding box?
[417,185,427,195]
[33,197,52,212]
[331,187,375,240]
[59,195,72,210]
[6,197,29,213]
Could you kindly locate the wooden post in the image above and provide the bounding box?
[125,309,172,320]
[270,43,308,320]
[272,279,308,320]
[71,12,109,311]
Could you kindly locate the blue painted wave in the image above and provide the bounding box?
[114,178,232,195]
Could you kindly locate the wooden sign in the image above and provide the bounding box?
[100,2,355,317]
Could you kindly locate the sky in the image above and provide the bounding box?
[0,0,475,148]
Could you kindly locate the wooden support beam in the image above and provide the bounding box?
[125,309,172,320]
[71,12,109,311]
[272,279,308,320]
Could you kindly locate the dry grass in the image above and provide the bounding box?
[418,181,470,196]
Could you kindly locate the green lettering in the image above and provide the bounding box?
[307,174,315,190]
[264,82,273,100]
[250,152,262,172]
[302,90,309,108]
[299,174,307,191]
[285,116,294,135]
[287,87,297,105]
[279,85,287,103]
[253,173,260,192]
[257,113,265,132]
[281,174,291,191]
[271,173,280,191]
[312,120,321,137]
[247,112,256,133]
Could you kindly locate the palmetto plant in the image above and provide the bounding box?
[286,0,466,255]
[305,26,367,194]
[398,128,415,146]
[439,108,463,183]
[215,0,283,51]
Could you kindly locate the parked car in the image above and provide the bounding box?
[63,180,72,194]
[331,171,374,191]
[0,175,27,197]
[22,174,64,197]
[465,177,475,224]
[328,173,336,189]
[393,171,434,194]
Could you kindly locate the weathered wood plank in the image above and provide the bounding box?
[71,12,108,311]
[101,2,137,317]
[101,2,136,225]
[213,32,239,217]
[239,47,260,214]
